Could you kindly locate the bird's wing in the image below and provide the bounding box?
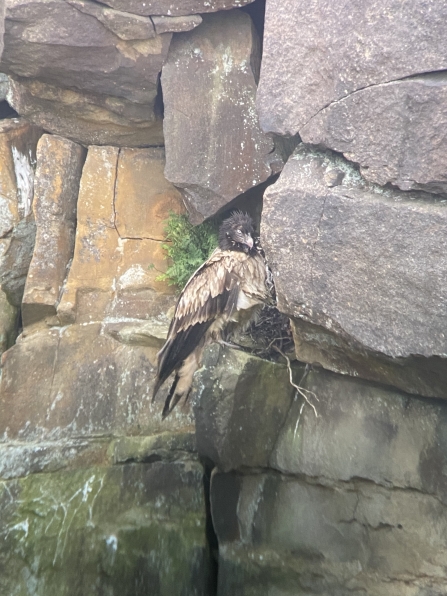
[153,249,245,395]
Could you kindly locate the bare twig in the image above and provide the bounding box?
[274,346,319,418]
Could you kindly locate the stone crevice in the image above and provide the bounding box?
[301,68,447,131]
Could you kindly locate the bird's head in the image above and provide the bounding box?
[218,211,256,254]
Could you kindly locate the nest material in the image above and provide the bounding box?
[232,305,295,361]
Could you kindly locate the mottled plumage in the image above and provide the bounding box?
[152,211,274,418]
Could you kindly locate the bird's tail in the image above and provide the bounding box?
[161,351,199,418]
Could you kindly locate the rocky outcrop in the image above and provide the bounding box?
[262,146,447,398]
[257,0,447,135]
[162,10,280,222]
[57,145,182,325]
[1,461,211,596]
[300,73,447,195]
[1,0,170,146]
[2,0,447,594]
[22,135,86,327]
[204,365,447,595]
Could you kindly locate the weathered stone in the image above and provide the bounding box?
[257,0,447,135]
[98,0,254,17]
[0,73,8,100]
[262,147,447,397]
[0,118,41,230]
[111,431,196,464]
[0,0,4,60]
[0,439,107,479]
[0,118,42,305]
[301,72,447,195]
[115,147,184,240]
[271,367,447,504]
[0,288,16,353]
[0,213,36,306]
[7,76,164,147]
[22,135,86,327]
[212,470,447,595]
[67,0,156,40]
[58,146,179,325]
[152,14,202,34]
[1,0,172,105]
[193,345,296,472]
[162,11,279,222]
[0,462,211,595]
[104,318,170,348]
[0,323,194,442]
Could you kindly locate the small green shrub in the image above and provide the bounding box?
[156,213,218,290]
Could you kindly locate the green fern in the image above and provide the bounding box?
[156,213,218,289]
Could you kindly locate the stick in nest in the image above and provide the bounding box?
[274,346,319,419]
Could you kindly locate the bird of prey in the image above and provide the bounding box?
[152,211,274,418]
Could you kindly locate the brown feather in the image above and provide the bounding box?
[152,227,273,417]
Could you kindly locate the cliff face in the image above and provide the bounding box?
[1,1,447,595]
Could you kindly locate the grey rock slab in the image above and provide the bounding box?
[103,318,170,348]
[257,0,447,135]
[262,146,447,365]
[162,10,279,222]
[0,73,7,100]
[151,14,202,34]
[271,367,447,503]
[7,76,164,147]
[193,345,296,472]
[66,0,156,40]
[1,462,211,595]
[0,324,195,442]
[98,0,254,17]
[212,470,447,595]
[22,134,86,327]
[1,0,172,104]
[0,0,4,60]
[301,72,447,195]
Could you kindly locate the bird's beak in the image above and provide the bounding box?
[244,235,254,249]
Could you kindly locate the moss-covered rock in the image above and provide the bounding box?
[0,461,211,596]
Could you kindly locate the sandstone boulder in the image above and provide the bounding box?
[162,10,280,222]
[1,0,171,105]
[7,76,164,147]
[98,0,254,17]
[1,461,210,596]
[212,469,447,595]
[0,118,42,307]
[57,145,182,325]
[301,73,447,195]
[257,0,447,135]
[0,323,194,442]
[262,147,447,398]
[22,134,86,327]
[193,345,296,472]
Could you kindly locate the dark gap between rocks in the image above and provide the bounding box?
[201,456,219,596]
[0,100,18,119]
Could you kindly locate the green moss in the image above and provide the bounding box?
[156,213,218,290]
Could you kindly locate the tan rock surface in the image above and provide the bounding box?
[7,77,164,147]
[58,145,183,325]
[22,135,86,327]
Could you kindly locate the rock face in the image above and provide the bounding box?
[1,0,171,146]
[2,0,447,594]
[162,10,279,222]
[57,145,183,325]
[0,0,4,59]
[301,73,447,194]
[257,0,447,135]
[262,146,447,398]
[0,118,41,352]
[207,366,447,595]
[6,76,165,147]
[1,462,211,596]
[22,135,86,327]
[98,0,255,16]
